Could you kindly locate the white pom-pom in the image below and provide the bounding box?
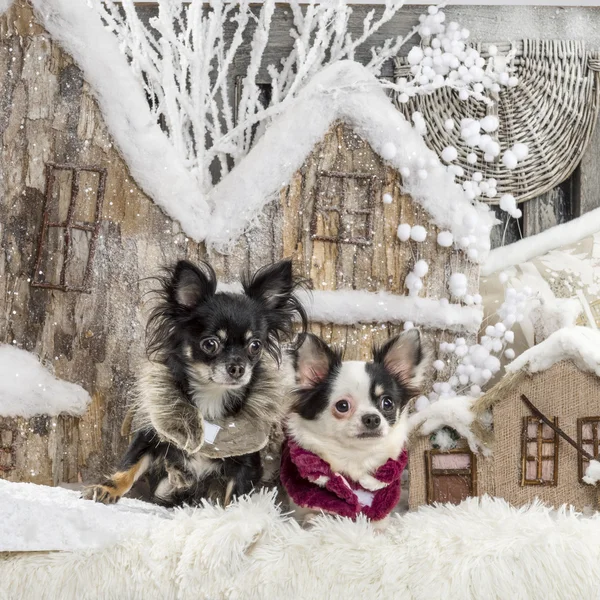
[470,385,482,396]
[417,169,428,180]
[504,348,515,359]
[410,225,427,242]
[492,339,503,352]
[467,152,477,164]
[398,93,409,104]
[488,44,498,56]
[382,193,393,205]
[459,374,469,386]
[508,76,519,87]
[484,356,501,373]
[485,325,495,337]
[415,395,430,412]
[502,150,518,169]
[499,271,509,284]
[504,330,515,343]
[437,231,453,247]
[407,46,425,66]
[480,115,499,132]
[397,223,411,242]
[400,167,411,178]
[414,259,429,277]
[449,272,467,297]
[444,118,455,131]
[512,142,529,160]
[441,146,458,162]
[455,345,468,357]
[433,360,445,371]
[473,294,482,305]
[499,194,517,214]
[472,171,483,182]
[495,322,506,334]
[381,142,397,160]
[403,321,414,331]
[467,248,479,260]
[459,89,469,101]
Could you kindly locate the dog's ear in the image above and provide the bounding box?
[171,260,217,308]
[373,330,431,392]
[295,334,339,388]
[242,259,295,310]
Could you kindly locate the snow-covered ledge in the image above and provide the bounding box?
[482,207,600,275]
[219,283,483,333]
[0,345,91,418]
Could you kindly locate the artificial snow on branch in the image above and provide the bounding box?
[96,0,415,196]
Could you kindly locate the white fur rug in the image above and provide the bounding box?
[1,481,600,600]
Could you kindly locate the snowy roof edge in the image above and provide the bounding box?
[505,326,600,377]
[207,61,495,260]
[28,0,210,241]
[482,206,600,276]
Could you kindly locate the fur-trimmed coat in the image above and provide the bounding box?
[280,434,408,521]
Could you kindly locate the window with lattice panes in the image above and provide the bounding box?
[311,171,376,246]
[32,163,106,293]
[0,427,16,472]
[521,416,559,486]
[577,417,600,483]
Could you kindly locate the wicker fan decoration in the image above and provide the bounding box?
[394,40,600,205]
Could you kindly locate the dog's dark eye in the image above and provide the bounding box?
[247,340,262,356]
[200,337,220,355]
[335,400,350,413]
[380,396,394,411]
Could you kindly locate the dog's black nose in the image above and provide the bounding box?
[227,363,245,379]
[362,414,381,429]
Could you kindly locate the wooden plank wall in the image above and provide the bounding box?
[134,3,600,246]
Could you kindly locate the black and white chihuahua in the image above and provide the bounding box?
[82,258,307,507]
[282,331,431,524]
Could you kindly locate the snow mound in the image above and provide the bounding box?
[2,482,600,599]
[0,344,91,418]
[408,396,485,454]
[0,480,169,551]
[208,61,495,258]
[506,327,600,377]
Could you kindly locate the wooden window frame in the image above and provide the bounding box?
[311,170,376,246]
[577,417,600,483]
[425,448,477,505]
[32,162,107,294]
[521,416,559,486]
[0,426,17,472]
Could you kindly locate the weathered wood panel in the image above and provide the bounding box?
[575,112,600,218]
[280,122,478,395]
[523,179,574,237]
[0,2,252,485]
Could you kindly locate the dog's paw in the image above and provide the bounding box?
[81,484,122,504]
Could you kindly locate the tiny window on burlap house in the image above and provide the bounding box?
[32,163,106,293]
[521,417,559,486]
[425,448,477,504]
[578,417,600,483]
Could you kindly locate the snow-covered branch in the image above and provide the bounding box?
[96,0,411,194]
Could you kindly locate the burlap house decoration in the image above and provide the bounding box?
[410,327,600,511]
